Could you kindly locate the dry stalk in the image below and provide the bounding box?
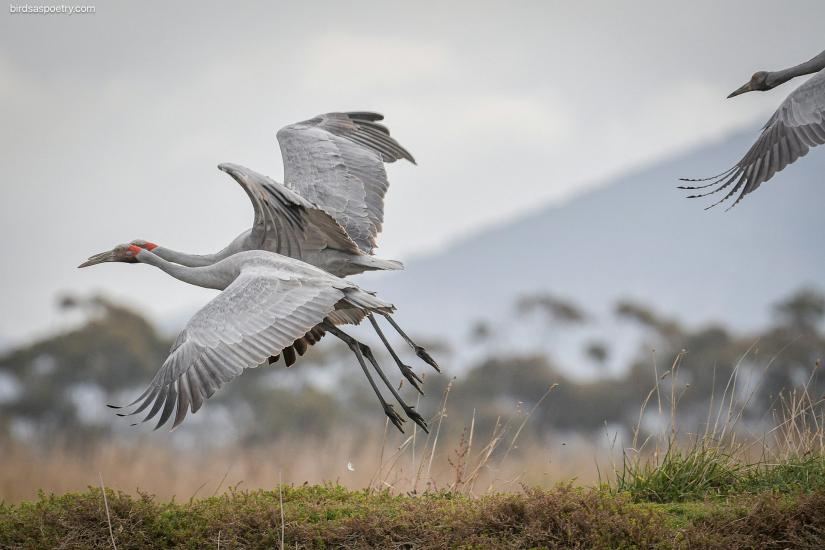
[99,472,117,550]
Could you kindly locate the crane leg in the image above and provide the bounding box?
[323,323,405,433]
[367,314,424,395]
[357,340,428,433]
[377,313,441,372]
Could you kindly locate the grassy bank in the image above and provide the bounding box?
[3,483,825,549]
[4,352,825,547]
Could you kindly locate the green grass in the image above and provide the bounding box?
[739,456,825,494]
[614,445,742,502]
[3,484,825,549]
[613,444,825,503]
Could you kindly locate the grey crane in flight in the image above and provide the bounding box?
[79,244,432,433]
[89,112,436,406]
[136,112,415,277]
[128,161,437,387]
[680,49,825,208]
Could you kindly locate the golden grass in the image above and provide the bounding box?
[5,351,824,506]
[0,383,602,503]
[0,436,601,504]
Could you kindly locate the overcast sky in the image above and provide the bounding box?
[1,0,824,344]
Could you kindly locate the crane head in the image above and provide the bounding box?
[78,243,143,268]
[727,71,770,98]
[129,239,158,251]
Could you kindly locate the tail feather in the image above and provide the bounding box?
[343,288,395,314]
[355,256,404,272]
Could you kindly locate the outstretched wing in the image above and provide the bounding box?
[122,267,347,430]
[277,112,415,254]
[681,70,825,208]
[219,163,361,258]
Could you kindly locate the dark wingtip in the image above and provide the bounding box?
[345,111,384,122]
[724,199,743,212]
[107,403,121,409]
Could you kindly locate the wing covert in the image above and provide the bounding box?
[124,267,346,429]
[219,163,361,257]
[277,112,414,253]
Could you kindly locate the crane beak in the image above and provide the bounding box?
[727,81,753,99]
[78,250,116,268]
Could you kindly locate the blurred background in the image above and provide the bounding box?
[2,1,825,501]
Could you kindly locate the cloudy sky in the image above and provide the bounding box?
[1,0,824,344]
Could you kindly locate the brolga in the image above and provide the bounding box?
[134,112,415,277]
[78,245,434,433]
[680,49,825,208]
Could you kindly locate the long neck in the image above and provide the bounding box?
[152,231,250,267]
[769,50,825,88]
[136,249,232,290]
[152,246,222,268]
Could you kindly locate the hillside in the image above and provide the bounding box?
[362,127,825,353]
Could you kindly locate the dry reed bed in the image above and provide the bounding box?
[1,383,599,503]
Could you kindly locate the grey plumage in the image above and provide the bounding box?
[277,112,415,254]
[149,112,414,276]
[681,50,825,208]
[81,111,436,432]
[148,278,372,429]
[224,161,361,258]
[83,246,434,432]
[214,163,401,276]
[103,248,400,430]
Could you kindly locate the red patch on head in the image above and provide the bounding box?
[143,242,158,251]
[127,245,144,256]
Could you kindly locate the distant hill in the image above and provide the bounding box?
[361,127,825,354]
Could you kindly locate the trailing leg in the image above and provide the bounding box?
[378,313,441,372]
[323,322,405,432]
[368,314,424,394]
[357,339,429,433]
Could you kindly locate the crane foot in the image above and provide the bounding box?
[399,364,424,394]
[384,404,405,433]
[404,406,429,433]
[415,346,440,372]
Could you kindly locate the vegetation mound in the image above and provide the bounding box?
[3,484,825,549]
